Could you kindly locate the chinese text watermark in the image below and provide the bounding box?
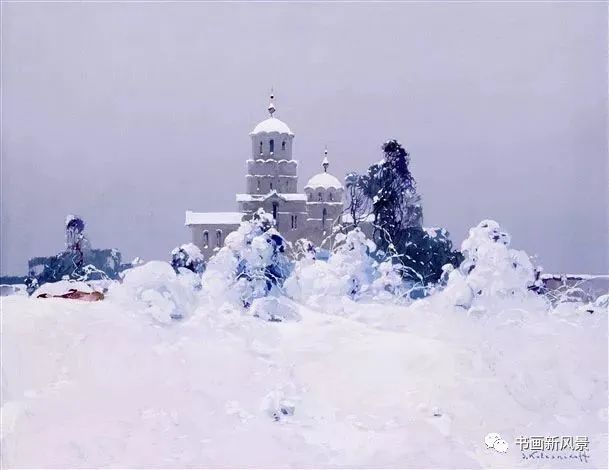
[516,435,590,463]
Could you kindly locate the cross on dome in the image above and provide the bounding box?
[268,89,276,117]
[251,89,294,136]
[305,146,343,190]
[322,147,330,172]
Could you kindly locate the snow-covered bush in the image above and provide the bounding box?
[171,243,205,274]
[29,249,124,289]
[546,276,609,316]
[202,209,291,308]
[542,274,609,308]
[435,264,474,309]
[371,260,408,299]
[437,220,540,311]
[285,228,398,307]
[109,261,198,323]
[460,220,535,296]
[291,238,317,261]
[578,294,609,315]
[329,229,379,298]
[24,275,39,296]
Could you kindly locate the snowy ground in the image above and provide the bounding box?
[2,289,607,468]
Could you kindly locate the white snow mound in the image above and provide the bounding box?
[109,261,198,323]
[2,288,607,468]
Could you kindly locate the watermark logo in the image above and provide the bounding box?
[485,432,509,453]
[516,435,590,463]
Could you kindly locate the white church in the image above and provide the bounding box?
[185,95,347,258]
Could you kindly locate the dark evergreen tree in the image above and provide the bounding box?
[65,215,88,269]
[396,228,464,285]
[351,140,462,285]
[362,140,422,248]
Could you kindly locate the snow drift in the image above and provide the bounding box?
[1,218,607,468]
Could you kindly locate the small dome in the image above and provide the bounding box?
[250,117,293,136]
[305,172,343,190]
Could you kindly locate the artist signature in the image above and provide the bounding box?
[521,450,590,463]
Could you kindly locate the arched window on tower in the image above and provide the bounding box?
[329,192,334,201]
[318,192,323,202]
[256,179,260,192]
[259,141,263,155]
[281,141,286,151]
[216,230,222,247]
[203,231,209,247]
[270,181,273,191]
[269,139,274,154]
[322,208,327,229]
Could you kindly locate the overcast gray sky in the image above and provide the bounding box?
[2,2,607,275]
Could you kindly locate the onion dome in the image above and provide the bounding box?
[305,148,343,190]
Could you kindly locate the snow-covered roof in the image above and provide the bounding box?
[185,211,244,226]
[305,172,343,190]
[306,201,343,206]
[236,192,307,202]
[341,213,375,224]
[541,273,609,281]
[278,193,308,201]
[250,117,294,136]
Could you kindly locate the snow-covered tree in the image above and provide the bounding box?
[27,215,127,289]
[202,209,291,308]
[459,220,535,297]
[24,275,39,296]
[344,172,371,228]
[291,238,317,261]
[394,227,463,285]
[363,140,422,245]
[371,260,408,299]
[347,140,461,285]
[285,227,381,303]
[171,243,205,274]
[439,220,538,310]
[330,229,379,298]
[65,215,90,269]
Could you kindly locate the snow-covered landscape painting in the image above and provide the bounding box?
[1,2,607,469]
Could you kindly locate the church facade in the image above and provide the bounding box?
[185,96,345,259]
